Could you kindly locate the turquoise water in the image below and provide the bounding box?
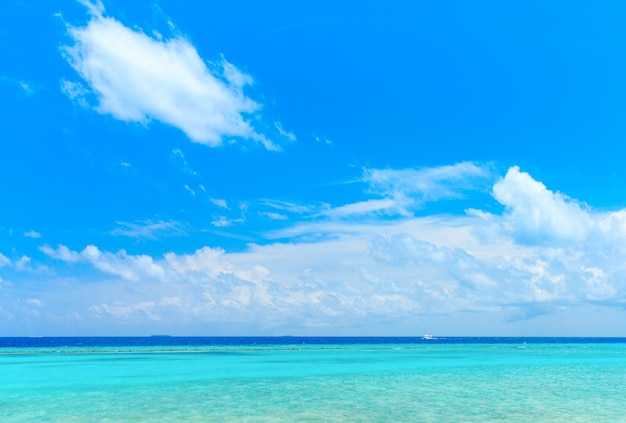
[2,341,626,422]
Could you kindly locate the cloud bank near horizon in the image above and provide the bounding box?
[3,164,626,335]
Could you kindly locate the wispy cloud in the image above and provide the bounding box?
[110,219,185,240]
[211,216,243,227]
[24,230,41,239]
[274,122,296,142]
[363,161,493,208]
[210,198,229,209]
[170,148,197,176]
[0,75,35,96]
[314,134,332,145]
[261,199,319,215]
[60,79,89,107]
[323,199,399,218]
[25,298,44,307]
[60,1,289,150]
[259,211,288,221]
[318,162,494,219]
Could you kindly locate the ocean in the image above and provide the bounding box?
[1,337,625,422]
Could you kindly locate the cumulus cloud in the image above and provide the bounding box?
[39,244,276,324]
[82,245,166,281]
[41,244,165,281]
[493,166,594,245]
[43,244,267,285]
[488,167,626,251]
[61,1,287,149]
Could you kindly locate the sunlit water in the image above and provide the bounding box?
[1,338,625,422]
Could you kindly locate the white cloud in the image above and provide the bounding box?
[14,256,31,272]
[363,161,493,206]
[493,166,594,245]
[211,216,243,227]
[314,135,333,145]
[61,2,283,150]
[323,199,400,218]
[210,198,229,209]
[261,199,319,215]
[90,301,160,321]
[25,298,44,307]
[24,230,41,239]
[164,246,228,278]
[18,81,35,95]
[160,296,182,307]
[38,244,275,324]
[0,253,10,268]
[312,162,493,220]
[0,75,36,96]
[171,148,197,175]
[42,244,166,281]
[43,244,266,285]
[110,219,185,240]
[81,245,166,281]
[260,211,288,221]
[78,0,104,16]
[39,245,81,262]
[274,122,296,142]
[60,79,90,107]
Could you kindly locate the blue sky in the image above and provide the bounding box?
[2,0,626,336]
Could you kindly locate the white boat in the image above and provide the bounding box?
[422,334,437,340]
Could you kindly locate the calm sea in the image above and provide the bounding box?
[1,337,625,422]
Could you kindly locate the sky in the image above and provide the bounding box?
[2,0,626,336]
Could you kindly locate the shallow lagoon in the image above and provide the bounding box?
[2,337,625,422]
